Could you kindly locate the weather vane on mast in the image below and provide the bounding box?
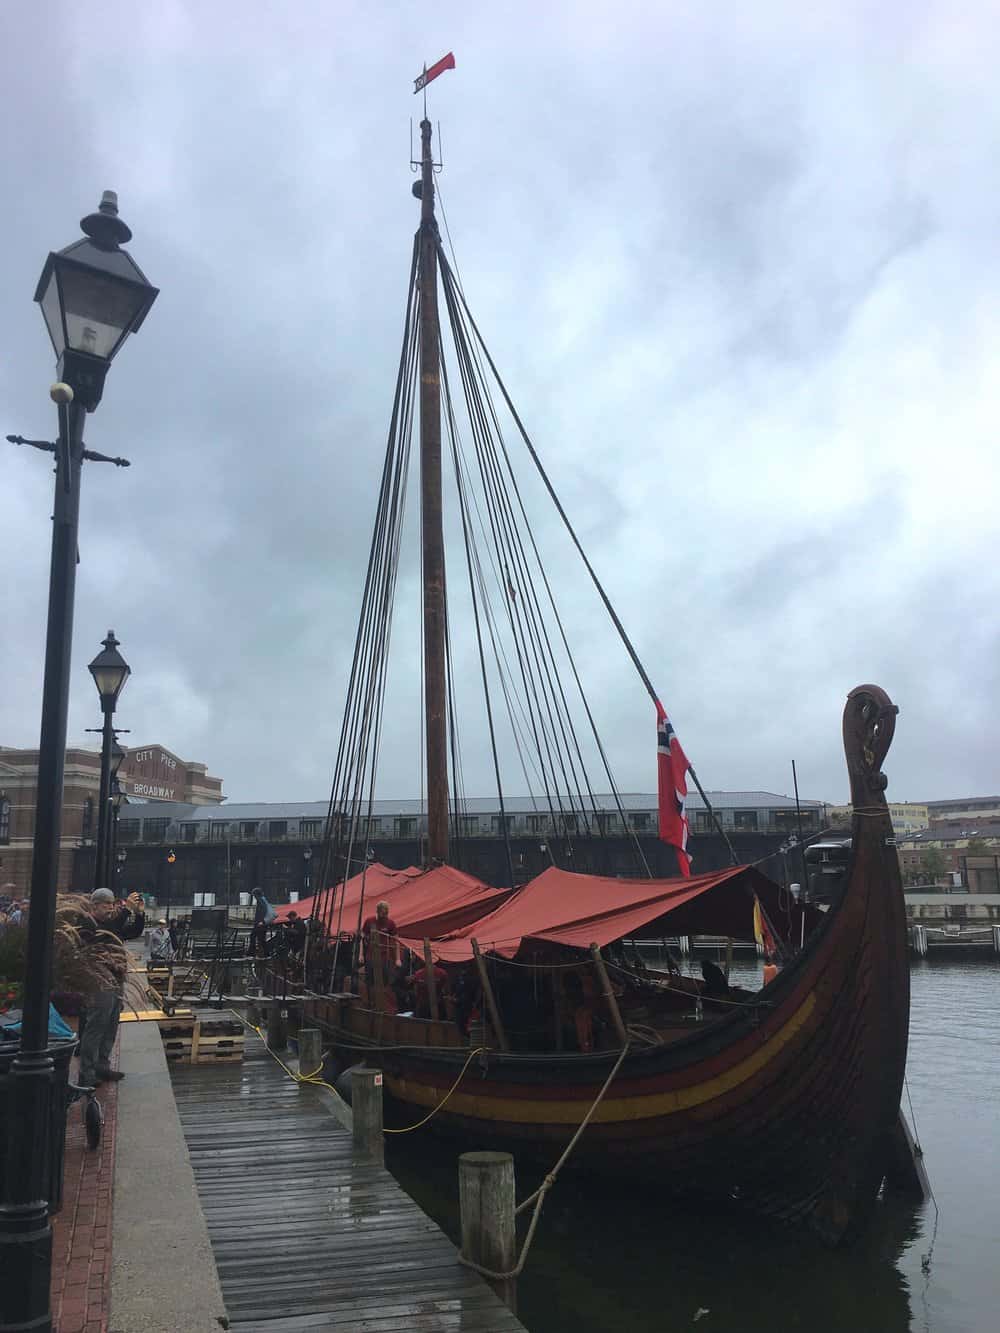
[414,51,456,118]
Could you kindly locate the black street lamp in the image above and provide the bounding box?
[88,634,130,889]
[0,192,157,1333]
[303,846,314,895]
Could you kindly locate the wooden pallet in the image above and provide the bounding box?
[160,1016,246,1066]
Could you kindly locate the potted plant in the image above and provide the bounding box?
[1,895,130,1210]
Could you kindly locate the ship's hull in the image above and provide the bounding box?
[305,687,909,1243]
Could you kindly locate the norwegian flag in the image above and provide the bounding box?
[655,701,691,876]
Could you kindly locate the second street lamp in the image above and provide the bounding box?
[89,631,130,889]
[108,739,127,884]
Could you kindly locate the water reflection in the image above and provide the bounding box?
[387,960,1000,1333]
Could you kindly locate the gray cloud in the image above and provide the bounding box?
[2,0,997,817]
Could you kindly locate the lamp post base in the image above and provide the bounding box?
[0,1051,55,1333]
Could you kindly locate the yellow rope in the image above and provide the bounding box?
[230,1005,483,1132]
[383,1047,486,1134]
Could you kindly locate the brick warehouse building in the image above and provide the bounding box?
[0,743,224,896]
[67,790,826,910]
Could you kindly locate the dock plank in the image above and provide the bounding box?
[170,1033,526,1332]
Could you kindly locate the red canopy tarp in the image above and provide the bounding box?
[402,864,804,963]
[276,862,509,937]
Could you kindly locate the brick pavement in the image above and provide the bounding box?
[50,1055,119,1333]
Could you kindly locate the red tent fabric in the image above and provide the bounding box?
[275,862,507,937]
[274,864,418,925]
[401,864,801,963]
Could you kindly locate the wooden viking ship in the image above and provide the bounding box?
[301,78,914,1244]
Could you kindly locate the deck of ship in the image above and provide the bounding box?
[170,1033,527,1332]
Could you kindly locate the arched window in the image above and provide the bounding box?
[0,796,10,845]
[81,796,95,844]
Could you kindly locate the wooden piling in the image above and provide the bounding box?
[459,1151,517,1313]
[590,943,628,1047]
[265,1000,286,1052]
[472,938,510,1052]
[423,938,440,1020]
[724,937,733,981]
[351,1067,384,1164]
[298,1027,322,1079]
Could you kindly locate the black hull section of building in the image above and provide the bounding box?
[72,832,794,910]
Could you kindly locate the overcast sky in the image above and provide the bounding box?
[3,1,998,811]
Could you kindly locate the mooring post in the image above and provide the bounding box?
[459,1151,517,1313]
[679,935,691,957]
[913,924,928,957]
[351,1067,384,1163]
[298,1027,322,1079]
[992,924,1000,956]
[266,1000,286,1051]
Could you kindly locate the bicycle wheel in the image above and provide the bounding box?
[84,1094,103,1150]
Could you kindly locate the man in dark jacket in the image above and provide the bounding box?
[78,888,145,1086]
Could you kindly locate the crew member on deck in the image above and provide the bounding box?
[361,900,398,983]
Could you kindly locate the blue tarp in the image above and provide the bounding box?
[1,1003,75,1042]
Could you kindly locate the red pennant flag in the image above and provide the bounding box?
[655,701,691,876]
[414,52,456,94]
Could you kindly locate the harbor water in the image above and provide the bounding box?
[386,959,1000,1333]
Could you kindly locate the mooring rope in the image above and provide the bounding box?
[383,1046,487,1134]
[456,1040,632,1282]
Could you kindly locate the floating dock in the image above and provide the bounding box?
[170,1031,527,1332]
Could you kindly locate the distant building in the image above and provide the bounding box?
[897,822,1000,889]
[829,802,929,836]
[0,742,224,896]
[926,797,1000,825]
[76,789,825,907]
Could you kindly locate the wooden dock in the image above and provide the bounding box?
[170,1033,527,1332]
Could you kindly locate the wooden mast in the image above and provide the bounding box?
[418,116,449,864]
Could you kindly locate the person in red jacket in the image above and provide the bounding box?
[361,900,398,985]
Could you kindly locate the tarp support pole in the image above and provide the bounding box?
[590,943,628,1047]
[370,925,385,1012]
[472,939,510,1053]
[423,938,440,1020]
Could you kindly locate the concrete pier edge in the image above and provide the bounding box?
[109,1020,228,1333]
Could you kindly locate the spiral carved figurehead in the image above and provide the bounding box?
[843,684,899,810]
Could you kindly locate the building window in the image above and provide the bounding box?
[239,822,259,841]
[457,815,480,836]
[181,823,198,843]
[269,821,288,840]
[118,818,140,845]
[210,823,229,843]
[0,797,9,845]
[526,814,549,834]
[81,797,95,844]
[394,817,417,839]
[300,819,321,839]
[491,815,514,835]
[630,812,651,832]
[143,818,170,843]
[734,810,759,832]
[694,810,713,832]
